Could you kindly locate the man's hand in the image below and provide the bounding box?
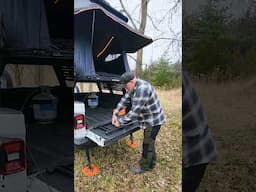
[112,114,120,127]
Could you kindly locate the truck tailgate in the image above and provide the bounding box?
[86,122,139,146]
[85,107,139,146]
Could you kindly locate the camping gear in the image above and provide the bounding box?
[32,86,58,123]
[87,93,99,108]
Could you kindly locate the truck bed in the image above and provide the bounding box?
[75,92,140,146]
[26,121,73,175]
[86,107,113,127]
[83,104,139,147]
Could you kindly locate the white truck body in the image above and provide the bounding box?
[0,108,26,192]
[74,100,110,147]
[74,101,88,145]
[0,108,63,192]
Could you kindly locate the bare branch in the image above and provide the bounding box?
[119,0,138,30]
[153,37,181,42]
[128,54,137,62]
[147,14,161,31]
[131,3,141,16]
[158,0,181,25]
[119,9,141,25]
[119,9,140,25]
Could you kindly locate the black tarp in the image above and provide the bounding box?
[0,0,73,49]
[74,13,95,78]
[74,0,153,80]
[0,0,50,49]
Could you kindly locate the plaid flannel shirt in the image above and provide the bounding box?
[114,79,166,129]
[182,72,217,168]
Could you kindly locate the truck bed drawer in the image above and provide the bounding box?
[85,121,139,147]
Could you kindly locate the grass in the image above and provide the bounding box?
[74,89,182,192]
[191,78,256,192]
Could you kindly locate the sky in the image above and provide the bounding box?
[108,0,182,70]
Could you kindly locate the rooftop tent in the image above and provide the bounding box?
[0,0,73,49]
[74,0,153,80]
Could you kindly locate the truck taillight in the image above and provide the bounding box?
[0,140,25,175]
[74,114,85,129]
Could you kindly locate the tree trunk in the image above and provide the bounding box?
[136,49,143,76]
[135,0,148,76]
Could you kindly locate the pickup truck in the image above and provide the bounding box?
[0,55,74,192]
[74,78,140,144]
[74,61,141,175]
[74,0,153,174]
[0,1,74,191]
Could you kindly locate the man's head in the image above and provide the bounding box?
[120,72,136,91]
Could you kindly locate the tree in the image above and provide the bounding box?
[183,0,230,78]
[119,0,148,75]
[118,0,181,76]
[142,57,181,88]
[184,0,256,80]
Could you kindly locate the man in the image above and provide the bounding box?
[182,72,217,192]
[112,72,166,174]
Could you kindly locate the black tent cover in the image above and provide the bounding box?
[0,0,73,49]
[74,0,153,80]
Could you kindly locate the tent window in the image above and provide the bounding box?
[104,54,121,62]
[1,64,59,88]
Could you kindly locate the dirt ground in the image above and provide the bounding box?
[192,78,256,192]
[74,89,182,192]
